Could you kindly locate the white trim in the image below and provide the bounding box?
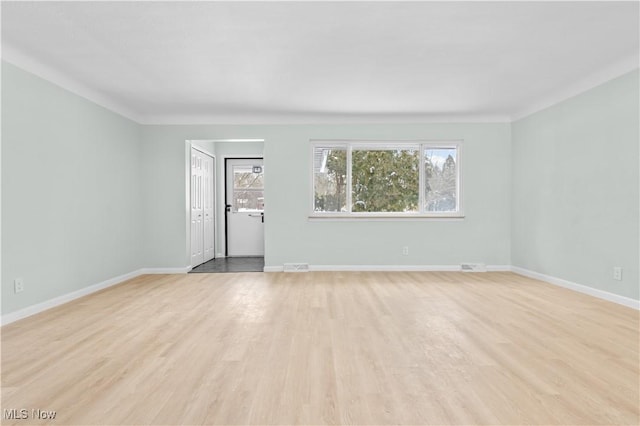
[4,265,636,325]
[187,144,217,265]
[222,155,266,257]
[1,269,142,326]
[1,266,192,326]
[346,145,353,214]
[265,264,470,272]
[310,140,463,217]
[139,267,191,274]
[308,215,465,221]
[486,265,511,272]
[141,113,511,125]
[264,264,639,309]
[2,43,144,123]
[511,266,640,310]
[195,139,265,143]
[190,145,216,160]
[310,265,462,272]
[265,264,511,273]
[184,141,192,267]
[511,53,639,121]
[4,40,635,126]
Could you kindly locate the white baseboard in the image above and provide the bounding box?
[487,264,511,272]
[511,266,639,310]
[140,266,191,274]
[5,264,636,326]
[264,264,510,273]
[310,264,462,272]
[1,269,143,326]
[264,266,284,272]
[1,266,192,326]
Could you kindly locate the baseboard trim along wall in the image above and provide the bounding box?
[4,264,637,326]
[1,267,190,326]
[264,265,511,272]
[140,267,192,274]
[265,264,638,310]
[511,266,640,310]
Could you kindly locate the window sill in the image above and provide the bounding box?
[308,214,465,222]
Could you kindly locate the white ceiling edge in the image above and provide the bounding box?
[511,52,640,122]
[2,40,637,126]
[1,41,145,124]
[139,113,511,126]
[2,42,510,125]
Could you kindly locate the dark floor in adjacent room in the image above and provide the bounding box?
[189,257,265,273]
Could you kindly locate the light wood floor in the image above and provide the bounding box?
[2,272,638,425]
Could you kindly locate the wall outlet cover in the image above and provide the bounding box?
[14,278,24,293]
[613,267,623,281]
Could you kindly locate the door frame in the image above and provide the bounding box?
[185,141,217,270]
[184,140,265,270]
[224,157,264,257]
[189,146,216,267]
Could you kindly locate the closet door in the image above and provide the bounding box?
[190,149,204,266]
[203,154,215,263]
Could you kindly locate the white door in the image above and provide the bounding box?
[226,158,264,256]
[191,148,215,267]
[191,150,204,266]
[202,154,215,263]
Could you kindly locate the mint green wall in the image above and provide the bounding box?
[141,127,271,267]
[142,123,512,268]
[1,62,143,314]
[512,70,639,299]
[5,59,635,318]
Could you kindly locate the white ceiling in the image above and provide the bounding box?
[2,1,638,124]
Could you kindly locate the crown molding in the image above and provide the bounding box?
[1,41,144,123]
[139,113,511,125]
[3,41,637,126]
[511,52,639,122]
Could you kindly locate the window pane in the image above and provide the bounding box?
[233,165,264,212]
[313,147,347,212]
[424,148,457,212]
[352,149,419,213]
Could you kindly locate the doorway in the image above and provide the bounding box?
[190,257,265,273]
[225,158,265,257]
[190,148,215,267]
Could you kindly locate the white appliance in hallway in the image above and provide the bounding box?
[191,148,215,267]
[225,158,265,256]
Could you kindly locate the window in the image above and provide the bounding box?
[232,164,264,212]
[313,145,347,212]
[312,141,462,217]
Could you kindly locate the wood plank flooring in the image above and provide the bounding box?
[1,271,638,425]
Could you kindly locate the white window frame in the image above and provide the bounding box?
[310,140,464,219]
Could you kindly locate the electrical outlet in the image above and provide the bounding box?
[613,267,623,281]
[402,246,409,255]
[14,278,24,293]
